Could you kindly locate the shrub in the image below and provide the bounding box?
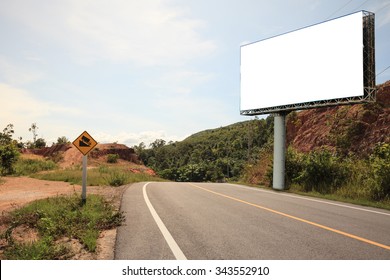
[107,154,119,163]
[292,149,349,194]
[1,194,124,259]
[369,143,390,200]
[0,124,19,175]
[285,147,305,188]
[14,158,57,176]
[105,170,128,186]
[0,143,19,175]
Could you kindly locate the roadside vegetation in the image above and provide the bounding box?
[13,158,57,176]
[0,123,161,259]
[0,194,123,259]
[282,142,390,209]
[31,165,164,186]
[136,98,389,209]
[134,117,274,182]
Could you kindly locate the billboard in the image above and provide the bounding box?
[240,11,375,115]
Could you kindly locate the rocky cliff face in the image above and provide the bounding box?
[286,80,390,156]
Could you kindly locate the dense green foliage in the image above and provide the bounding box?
[285,143,390,201]
[1,194,124,259]
[0,124,20,175]
[14,158,57,176]
[137,117,274,182]
[107,153,119,163]
[137,115,389,204]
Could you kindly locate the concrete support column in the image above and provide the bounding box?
[273,113,286,190]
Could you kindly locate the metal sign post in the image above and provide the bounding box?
[82,155,87,204]
[72,131,98,204]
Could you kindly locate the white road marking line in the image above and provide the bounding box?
[226,183,390,217]
[142,182,187,260]
[190,183,390,251]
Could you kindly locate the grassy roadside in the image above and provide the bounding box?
[0,194,123,260]
[232,181,390,211]
[12,157,165,187]
[30,165,166,186]
[287,188,390,211]
[0,157,164,259]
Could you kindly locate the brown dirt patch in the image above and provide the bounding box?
[0,176,127,260]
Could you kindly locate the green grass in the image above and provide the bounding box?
[231,181,390,211]
[1,194,124,259]
[31,165,165,186]
[288,185,390,211]
[13,158,57,176]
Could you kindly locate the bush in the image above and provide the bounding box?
[107,154,119,163]
[285,147,305,188]
[105,170,128,186]
[14,158,57,176]
[288,149,349,194]
[0,124,19,175]
[0,143,19,175]
[369,143,390,200]
[1,194,124,259]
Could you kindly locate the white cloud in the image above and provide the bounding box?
[0,83,81,117]
[94,130,183,147]
[68,0,217,66]
[147,70,214,95]
[0,0,217,66]
[0,56,43,85]
[0,83,83,139]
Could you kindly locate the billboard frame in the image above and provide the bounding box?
[240,11,376,116]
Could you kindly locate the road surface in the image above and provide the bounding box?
[115,182,390,259]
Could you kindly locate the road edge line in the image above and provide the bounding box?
[143,182,187,260]
[227,183,390,217]
[189,183,390,251]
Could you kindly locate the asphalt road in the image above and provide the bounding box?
[115,182,390,260]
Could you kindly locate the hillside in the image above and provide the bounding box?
[23,143,155,175]
[287,80,390,156]
[138,117,274,182]
[140,80,389,187]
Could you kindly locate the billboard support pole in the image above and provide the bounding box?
[273,112,287,190]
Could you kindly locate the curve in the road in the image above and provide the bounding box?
[188,183,390,251]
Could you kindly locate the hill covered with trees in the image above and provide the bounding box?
[136,80,390,204]
[135,117,274,182]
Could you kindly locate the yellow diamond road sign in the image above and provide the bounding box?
[72,131,98,156]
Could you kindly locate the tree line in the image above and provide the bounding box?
[133,117,274,182]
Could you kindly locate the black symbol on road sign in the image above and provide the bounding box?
[79,136,91,147]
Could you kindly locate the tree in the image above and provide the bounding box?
[149,139,166,149]
[56,136,69,145]
[29,123,38,144]
[133,142,146,154]
[0,124,14,145]
[0,124,19,175]
[35,138,46,149]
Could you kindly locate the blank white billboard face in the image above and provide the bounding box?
[240,11,365,114]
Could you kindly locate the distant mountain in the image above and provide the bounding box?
[140,80,389,184]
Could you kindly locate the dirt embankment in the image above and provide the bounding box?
[286,80,390,155]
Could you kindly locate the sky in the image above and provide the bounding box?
[1,0,389,147]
